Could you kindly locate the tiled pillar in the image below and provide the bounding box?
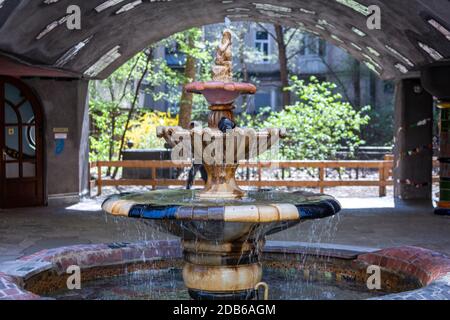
[393,79,433,200]
[435,101,450,215]
[422,59,450,215]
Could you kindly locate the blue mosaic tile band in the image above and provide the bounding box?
[297,199,340,220]
[127,199,339,221]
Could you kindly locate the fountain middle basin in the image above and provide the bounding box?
[102,189,340,299]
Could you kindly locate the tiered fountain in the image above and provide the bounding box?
[102,30,341,300]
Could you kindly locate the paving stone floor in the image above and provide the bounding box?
[0,196,449,263]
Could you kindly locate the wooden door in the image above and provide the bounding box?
[0,76,44,208]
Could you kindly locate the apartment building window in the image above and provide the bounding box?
[384,81,395,94]
[300,35,326,57]
[254,89,278,112]
[255,30,270,63]
[165,42,186,67]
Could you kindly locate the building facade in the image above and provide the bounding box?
[145,23,395,124]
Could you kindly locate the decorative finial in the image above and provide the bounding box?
[212,29,233,82]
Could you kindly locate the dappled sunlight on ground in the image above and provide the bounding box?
[65,200,102,212]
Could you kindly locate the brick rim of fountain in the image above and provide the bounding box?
[0,241,449,300]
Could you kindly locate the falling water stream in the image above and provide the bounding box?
[54,182,384,301]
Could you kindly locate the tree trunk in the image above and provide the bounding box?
[112,50,152,179]
[370,71,377,108]
[107,57,140,176]
[238,27,249,109]
[107,112,116,177]
[274,24,290,108]
[107,88,115,177]
[178,34,196,129]
[352,59,361,108]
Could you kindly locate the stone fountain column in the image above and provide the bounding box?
[199,103,245,199]
[182,240,264,300]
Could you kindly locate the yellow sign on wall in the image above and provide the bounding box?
[53,128,69,133]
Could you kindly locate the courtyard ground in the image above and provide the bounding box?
[0,187,449,263]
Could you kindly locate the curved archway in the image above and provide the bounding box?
[0,1,449,79]
[0,76,45,208]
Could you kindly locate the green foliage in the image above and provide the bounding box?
[89,28,216,163]
[362,102,394,146]
[126,111,178,150]
[241,76,370,160]
[89,23,384,164]
[89,99,127,162]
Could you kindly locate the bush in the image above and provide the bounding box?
[125,111,178,149]
[241,76,370,160]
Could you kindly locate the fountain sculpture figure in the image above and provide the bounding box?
[102,30,341,300]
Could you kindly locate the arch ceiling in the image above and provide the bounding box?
[0,0,449,80]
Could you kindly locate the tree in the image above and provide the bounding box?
[175,28,213,129]
[89,28,216,169]
[178,32,196,129]
[257,23,301,108]
[89,54,143,165]
[352,59,361,108]
[242,76,371,160]
[115,49,153,172]
[274,24,291,107]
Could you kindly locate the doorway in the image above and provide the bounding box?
[0,76,44,208]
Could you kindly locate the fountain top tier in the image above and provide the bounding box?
[185,29,256,106]
[157,30,287,200]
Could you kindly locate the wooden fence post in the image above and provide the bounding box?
[97,162,102,197]
[258,163,262,190]
[379,163,387,197]
[88,162,92,198]
[151,167,157,190]
[319,167,325,194]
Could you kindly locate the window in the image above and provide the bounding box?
[384,81,395,94]
[165,42,186,67]
[255,30,270,63]
[255,91,271,110]
[300,35,326,57]
[254,89,278,113]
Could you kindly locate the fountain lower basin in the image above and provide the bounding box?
[2,241,449,300]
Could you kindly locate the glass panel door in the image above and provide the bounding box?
[1,77,44,208]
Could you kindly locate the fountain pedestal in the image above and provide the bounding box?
[200,164,244,199]
[182,240,263,300]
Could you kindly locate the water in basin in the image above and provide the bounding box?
[48,268,386,300]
